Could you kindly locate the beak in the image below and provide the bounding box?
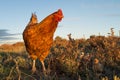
[62,15,64,18]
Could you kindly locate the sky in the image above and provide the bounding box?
[0,0,120,44]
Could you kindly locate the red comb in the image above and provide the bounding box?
[58,9,63,15]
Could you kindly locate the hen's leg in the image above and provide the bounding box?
[32,59,36,73]
[39,51,49,74]
[41,61,46,72]
[30,55,37,73]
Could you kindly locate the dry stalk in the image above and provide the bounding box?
[13,59,21,80]
[21,71,37,80]
[6,66,15,80]
[114,75,120,80]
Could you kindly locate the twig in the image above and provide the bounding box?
[6,66,15,80]
[21,71,37,80]
[13,59,21,80]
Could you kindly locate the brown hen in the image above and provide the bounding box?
[23,9,63,73]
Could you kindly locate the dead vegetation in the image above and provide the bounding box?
[0,34,120,80]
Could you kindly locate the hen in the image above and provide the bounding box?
[23,9,63,73]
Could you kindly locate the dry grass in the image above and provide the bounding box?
[0,35,120,80]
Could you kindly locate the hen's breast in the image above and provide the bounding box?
[23,24,54,55]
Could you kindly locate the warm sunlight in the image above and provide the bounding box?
[0,0,120,80]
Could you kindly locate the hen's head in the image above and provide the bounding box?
[54,9,64,22]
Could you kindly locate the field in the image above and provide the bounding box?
[0,35,120,80]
